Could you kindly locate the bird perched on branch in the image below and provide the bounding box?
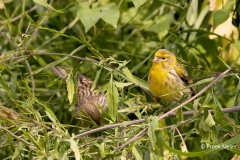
[148,49,195,102]
[74,74,107,124]
[51,66,107,124]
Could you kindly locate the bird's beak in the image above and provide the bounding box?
[152,57,158,63]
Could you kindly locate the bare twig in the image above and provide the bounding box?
[0,52,98,64]
[10,5,38,22]
[160,115,200,130]
[75,119,145,138]
[175,128,188,152]
[75,105,240,138]
[166,106,240,117]
[0,126,37,150]
[114,127,148,152]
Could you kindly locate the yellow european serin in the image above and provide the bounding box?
[148,49,195,102]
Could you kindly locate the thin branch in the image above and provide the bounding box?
[114,127,148,152]
[114,115,201,153]
[192,71,240,82]
[0,32,16,47]
[166,106,240,117]
[11,5,38,22]
[75,105,240,138]
[160,115,200,130]
[0,52,98,64]
[75,119,145,138]
[0,126,37,150]
[175,128,188,152]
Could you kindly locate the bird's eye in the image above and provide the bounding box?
[160,57,166,60]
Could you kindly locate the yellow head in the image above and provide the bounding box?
[152,49,177,69]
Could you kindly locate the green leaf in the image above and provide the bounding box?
[12,142,25,159]
[47,78,58,88]
[97,63,149,91]
[234,40,240,50]
[31,45,85,75]
[122,67,138,86]
[146,16,170,36]
[205,111,215,127]
[192,77,215,86]
[67,137,80,160]
[33,0,47,7]
[77,2,100,32]
[66,74,75,104]
[176,107,184,121]
[186,0,198,26]
[132,0,147,9]
[45,110,57,123]
[213,0,234,29]
[91,67,102,91]
[149,145,161,160]
[77,2,120,32]
[132,142,143,160]
[212,95,229,126]
[107,74,119,121]
[100,3,120,28]
[114,81,133,88]
[147,116,159,150]
[157,133,240,157]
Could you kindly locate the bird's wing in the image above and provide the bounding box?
[175,63,195,95]
[175,63,193,85]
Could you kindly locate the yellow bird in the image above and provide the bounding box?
[148,49,195,102]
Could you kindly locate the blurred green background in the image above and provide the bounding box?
[0,0,240,159]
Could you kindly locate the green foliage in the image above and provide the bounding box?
[0,0,240,159]
[77,2,120,32]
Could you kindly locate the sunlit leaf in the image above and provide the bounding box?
[47,79,58,87]
[67,138,80,160]
[91,67,102,91]
[147,116,158,150]
[213,0,234,29]
[33,0,47,7]
[107,74,119,121]
[186,0,198,26]
[66,74,75,104]
[122,67,138,86]
[193,77,215,86]
[132,142,143,160]
[12,142,25,159]
[132,0,147,9]
[114,81,133,88]
[100,3,120,28]
[205,111,215,127]
[77,2,100,32]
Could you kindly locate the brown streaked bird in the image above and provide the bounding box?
[51,66,107,124]
[74,74,107,124]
